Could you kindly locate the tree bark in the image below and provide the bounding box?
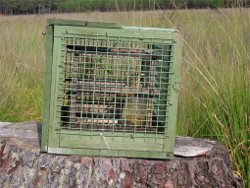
[0,122,241,188]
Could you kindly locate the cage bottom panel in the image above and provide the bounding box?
[47,132,173,159]
[59,133,164,150]
[47,147,173,159]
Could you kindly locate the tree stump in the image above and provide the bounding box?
[0,122,241,188]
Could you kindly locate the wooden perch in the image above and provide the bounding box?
[62,81,160,96]
[0,122,241,187]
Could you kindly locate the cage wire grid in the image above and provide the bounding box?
[55,33,174,141]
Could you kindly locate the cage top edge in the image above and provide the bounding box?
[47,19,178,33]
[122,26,178,33]
[47,19,122,29]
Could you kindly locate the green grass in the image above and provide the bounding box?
[0,9,249,187]
[0,18,44,121]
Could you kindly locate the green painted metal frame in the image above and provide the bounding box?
[41,19,182,159]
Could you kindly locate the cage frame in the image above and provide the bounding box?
[41,19,182,159]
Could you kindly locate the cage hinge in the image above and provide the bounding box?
[172,81,180,92]
[167,102,173,106]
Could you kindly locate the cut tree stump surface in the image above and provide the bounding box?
[0,122,241,188]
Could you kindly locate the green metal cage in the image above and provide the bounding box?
[41,19,182,159]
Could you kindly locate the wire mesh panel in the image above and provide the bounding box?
[42,20,182,159]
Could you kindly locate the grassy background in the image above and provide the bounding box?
[0,9,249,187]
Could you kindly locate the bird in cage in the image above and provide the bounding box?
[120,98,148,126]
[116,72,150,127]
[116,72,141,99]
